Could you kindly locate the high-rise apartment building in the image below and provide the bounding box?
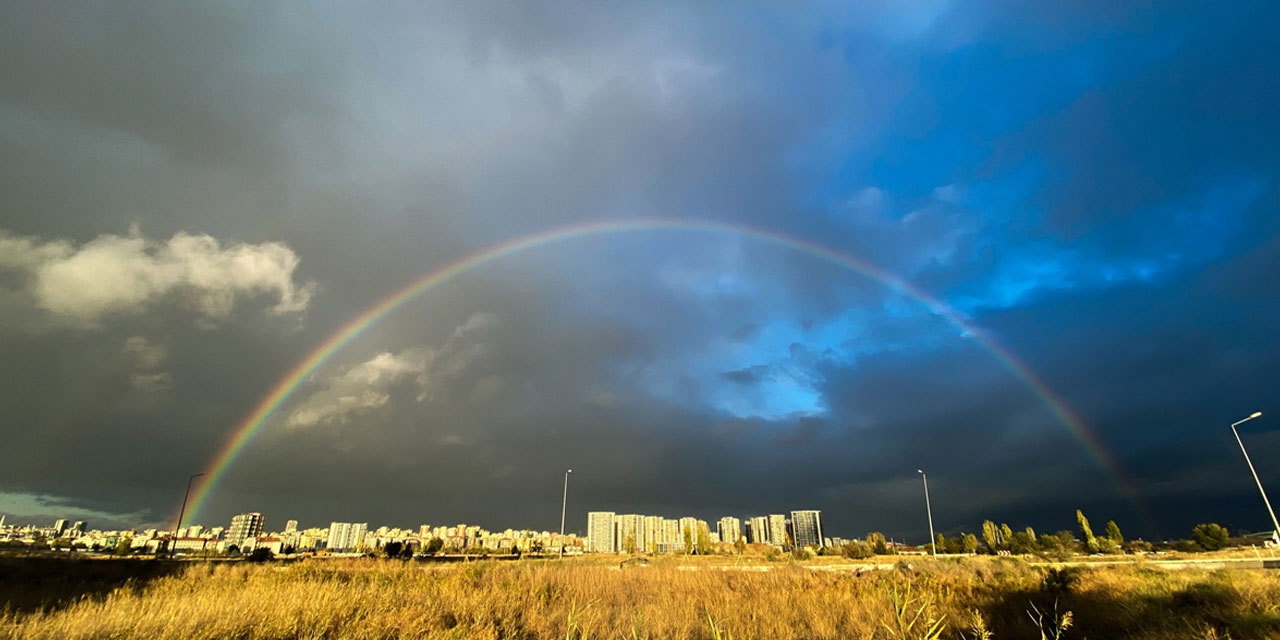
[615,514,642,553]
[642,516,663,553]
[662,519,682,553]
[326,522,368,551]
[747,516,770,544]
[285,520,298,534]
[227,513,265,547]
[790,510,824,549]
[53,519,67,536]
[768,514,788,548]
[587,512,616,553]
[678,517,698,550]
[717,517,742,545]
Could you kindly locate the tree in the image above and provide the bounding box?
[1191,523,1230,551]
[696,523,712,555]
[683,525,694,555]
[961,533,979,554]
[1024,526,1037,542]
[934,533,947,555]
[999,523,1014,547]
[624,534,636,554]
[383,542,404,559]
[1054,530,1079,553]
[981,520,999,554]
[1076,510,1098,553]
[867,531,889,555]
[424,538,444,554]
[841,540,873,559]
[248,547,274,563]
[1010,531,1035,555]
[734,537,746,555]
[1105,520,1124,546]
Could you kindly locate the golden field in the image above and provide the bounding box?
[2,556,1279,639]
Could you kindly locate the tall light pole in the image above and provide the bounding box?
[559,469,572,559]
[172,472,205,558]
[1229,412,1280,541]
[918,469,936,557]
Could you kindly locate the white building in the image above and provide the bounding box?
[768,514,788,548]
[717,517,742,545]
[615,514,642,553]
[326,522,368,552]
[587,512,615,553]
[227,513,265,548]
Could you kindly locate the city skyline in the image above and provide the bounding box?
[2,2,1280,544]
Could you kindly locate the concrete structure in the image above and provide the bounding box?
[587,512,616,553]
[718,517,742,545]
[615,514,642,553]
[227,513,265,548]
[768,514,788,548]
[790,510,824,549]
[326,522,368,551]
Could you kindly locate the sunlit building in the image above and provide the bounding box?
[718,517,742,545]
[227,513,265,548]
[587,512,616,553]
[768,514,788,548]
[326,522,368,551]
[790,510,824,549]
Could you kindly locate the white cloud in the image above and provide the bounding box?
[285,313,498,428]
[0,227,315,325]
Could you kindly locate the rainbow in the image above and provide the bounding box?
[183,218,1142,524]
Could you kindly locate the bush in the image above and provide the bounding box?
[841,541,874,559]
[1191,524,1230,551]
[1041,567,1078,596]
[247,548,274,563]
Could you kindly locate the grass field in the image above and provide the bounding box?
[3,556,1279,639]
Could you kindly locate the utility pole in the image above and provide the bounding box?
[559,469,572,559]
[918,469,936,556]
[172,472,205,558]
[1230,412,1280,542]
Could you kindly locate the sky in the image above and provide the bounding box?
[1,1,1278,543]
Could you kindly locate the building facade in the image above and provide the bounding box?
[768,514,788,548]
[227,512,265,548]
[717,517,742,545]
[326,522,368,551]
[790,510,824,549]
[587,512,616,553]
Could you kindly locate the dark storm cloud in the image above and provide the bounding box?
[1,0,1278,545]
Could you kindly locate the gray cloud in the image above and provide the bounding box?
[1,1,1277,545]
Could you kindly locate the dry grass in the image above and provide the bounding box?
[2,557,1278,639]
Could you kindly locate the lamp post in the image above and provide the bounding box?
[559,469,572,559]
[172,472,205,558]
[918,469,936,556]
[1229,412,1280,541]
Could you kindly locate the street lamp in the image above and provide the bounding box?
[918,469,936,557]
[559,469,572,559]
[172,472,205,558]
[1229,412,1280,542]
